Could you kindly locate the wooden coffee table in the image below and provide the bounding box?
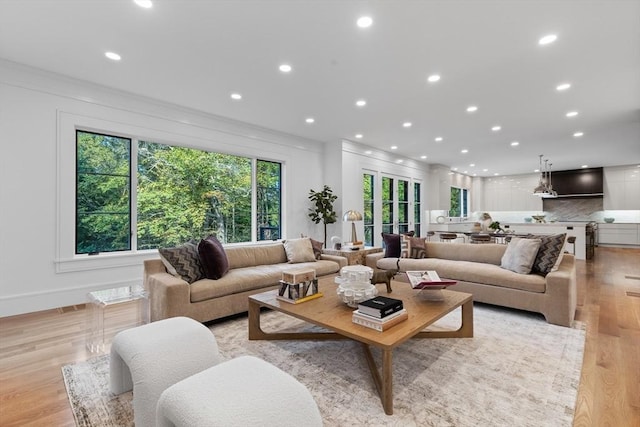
[248,276,473,415]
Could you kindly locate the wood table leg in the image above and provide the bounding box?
[414,298,474,339]
[361,344,395,415]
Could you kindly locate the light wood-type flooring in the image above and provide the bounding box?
[1,246,639,426]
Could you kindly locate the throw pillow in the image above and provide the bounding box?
[198,235,230,280]
[309,238,323,260]
[382,233,401,258]
[527,233,567,276]
[400,234,427,259]
[283,238,317,263]
[500,237,542,274]
[158,241,205,283]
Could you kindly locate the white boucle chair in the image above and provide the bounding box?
[109,316,221,427]
[156,355,323,427]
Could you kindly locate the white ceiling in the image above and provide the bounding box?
[1,0,639,176]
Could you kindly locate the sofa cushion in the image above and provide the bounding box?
[527,234,566,276]
[425,242,506,265]
[198,235,230,280]
[158,242,205,284]
[500,237,541,274]
[225,244,288,269]
[283,238,317,263]
[377,257,546,293]
[189,260,341,302]
[382,233,401,257]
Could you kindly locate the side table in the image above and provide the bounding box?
[86,284,149,353]
[322,246,383,266]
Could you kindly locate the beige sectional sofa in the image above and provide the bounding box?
[366,241,577,327]
[145,242,346,323]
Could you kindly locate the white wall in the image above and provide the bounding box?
[0,61,329,316]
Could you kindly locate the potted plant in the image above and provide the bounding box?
[489,221,504,233]
[308,185,337,247]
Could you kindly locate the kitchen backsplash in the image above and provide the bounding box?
[542,197,603,221]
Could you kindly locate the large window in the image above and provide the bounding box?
[414,182,421,236]
[450,186,469,218]
[381,177,394,234]
[76,130,281,254]
[363,173,374,246]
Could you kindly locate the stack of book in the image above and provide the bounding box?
[276,268,322,304]
[352,296,407,331]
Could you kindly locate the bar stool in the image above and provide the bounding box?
[566,236,576,254]
[440,232,458,243]
[426,231,435,241]
[470,234,492,244]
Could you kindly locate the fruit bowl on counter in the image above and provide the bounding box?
[603,217,615,223]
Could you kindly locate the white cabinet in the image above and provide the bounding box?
[598,224,639,245]
[604,166,640,210]
[480,175,542,212]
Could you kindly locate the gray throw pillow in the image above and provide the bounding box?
[500,237,542,274]
[158,241,205,283]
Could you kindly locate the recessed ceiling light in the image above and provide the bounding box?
[491,125,501,131]
[402,122,412,128]
[452,168,458,171]
[469,163,475,167]
[356,99,367,107]
[494,172,499,176]
[357,16,373,28]
[420,155,427,159]
[573,132,584,137]
[466,105,478,113]
[279,64,292,73]
[355,134,363,139]
[483,169,489,172]
[134,0,153,8]
[581,165,589,168]
[461,149,469,154]
[435,136,443,142]
[364,150,372,155]
[305,117,315,123]
[230,93,242,100]
[556,83,571,91]
[539,34,558,45]
[427,74,441,83]
[396,159,404,164]
[105,51,121,61]
[566,111,579,117]
[390,145,398,150]
[510,141,519,146]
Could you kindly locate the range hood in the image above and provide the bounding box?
[551,167,604,197]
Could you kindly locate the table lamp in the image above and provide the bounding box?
[343,210,363,245]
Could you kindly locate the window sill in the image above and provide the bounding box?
[55,250,159,273]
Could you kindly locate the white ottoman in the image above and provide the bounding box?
[110,316,221,427]
[156,355,323,427]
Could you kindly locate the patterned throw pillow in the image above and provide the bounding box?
[500,237,541,274]
[158,241,205,283]
[527,233,566,276]
[309,238,323,259]
[400,234,427,259]
[198,235,229,280]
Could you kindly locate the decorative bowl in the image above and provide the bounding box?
[335,265,376,307]
[531,215,546,223]
[604,217,615,223]
[524,217,533,223]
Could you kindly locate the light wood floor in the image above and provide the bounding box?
[1,247,639,426]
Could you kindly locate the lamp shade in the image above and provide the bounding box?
[343,210,363,222]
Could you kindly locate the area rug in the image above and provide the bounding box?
[62,304,585,427]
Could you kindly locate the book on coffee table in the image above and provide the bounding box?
[406,271,457,289]
[357,296,403,318]
[352,308,408,331]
